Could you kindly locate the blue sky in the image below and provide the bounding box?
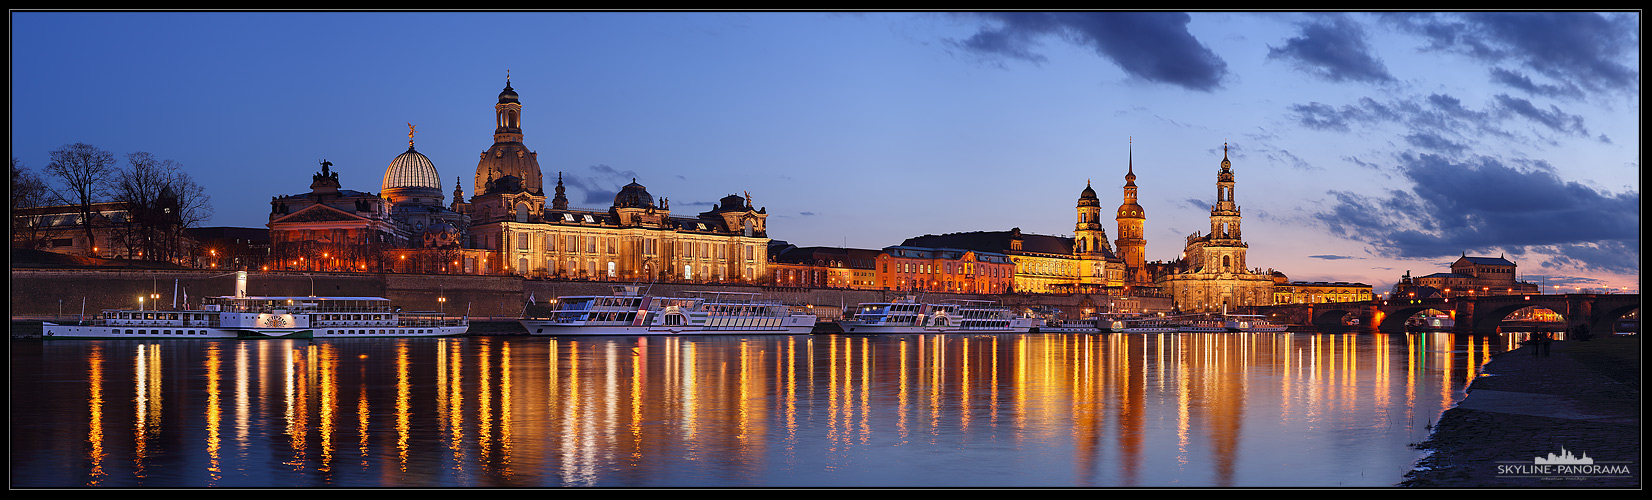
[11,11,1640,294]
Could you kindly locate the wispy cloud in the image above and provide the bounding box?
[948,12,1229,92]
[559,164,641,205]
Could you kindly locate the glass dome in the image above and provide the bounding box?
[383,147,442,192]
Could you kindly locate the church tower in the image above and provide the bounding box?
[1114,140,1147,287]
[1074,180,1107,256]
[1209,143,1242,246]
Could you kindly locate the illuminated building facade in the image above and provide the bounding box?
[267,161,400,272]
[1270,272,1373,304]
[458,78,772,281]
[1391,254,1540,299]
[874,245,1015,294]
[1157,145,1274,312]
[768,244,881,289]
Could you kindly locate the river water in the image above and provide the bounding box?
[9,331,1525,488]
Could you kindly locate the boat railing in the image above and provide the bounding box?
[396,313,469,327]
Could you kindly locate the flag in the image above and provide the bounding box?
[529,293,536,304]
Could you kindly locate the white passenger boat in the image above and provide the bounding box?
[836,297,1035,334]
[519,285,817,336]
[40,272,468,340]
[1119,315,1180,334]
[1178,315,1236,333]
[1038,317,1104,333]
[1224,314,1288,332]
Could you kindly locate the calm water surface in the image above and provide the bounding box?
[10,331,1523,487]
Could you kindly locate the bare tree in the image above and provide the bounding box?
[110,152,214,263]
[44,143,117,257]
[11,157,51,248]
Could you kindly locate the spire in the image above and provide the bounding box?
[552,171,568,210]
[1125,137,1137,184]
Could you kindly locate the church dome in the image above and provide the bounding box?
[1078,181,1099,205]
[383,147,442,192]
[613,179,654,208]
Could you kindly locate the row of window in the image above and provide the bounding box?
[106,328,439,336]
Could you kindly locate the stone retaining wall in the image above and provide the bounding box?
[10,268,1167,322]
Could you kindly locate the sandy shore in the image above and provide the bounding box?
[1400,334,1640,488]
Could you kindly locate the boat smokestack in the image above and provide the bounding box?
[236,271,248,298]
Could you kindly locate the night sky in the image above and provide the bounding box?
[10,11,1640,294]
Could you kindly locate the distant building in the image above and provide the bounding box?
[1392,254,1539,299]
[186,226,271,271]
[13,198,193,265]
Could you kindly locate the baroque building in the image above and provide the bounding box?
[267,160,400,272]
[457,78,772,281]
[1392,254,1539,299]
[899,149,1148,294]
[1156,145,1274,312]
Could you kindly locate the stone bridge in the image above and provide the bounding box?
[1254,293,1640,334]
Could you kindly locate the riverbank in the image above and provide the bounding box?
[1401,334,1640,488]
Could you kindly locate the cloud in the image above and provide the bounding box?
[1267,16,1395,84]
[949,12,1229,92]
[1385,12,1639,96]
[1308,255,1358,260]
[1314,153,1639,274]
[559,164,641,205]
[1489,67,1584,100]
[1491,94,1591,137]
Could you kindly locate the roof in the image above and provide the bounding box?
[1418,272,1473,279]
[1457,256,1516,266]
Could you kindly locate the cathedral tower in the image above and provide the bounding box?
[1209,143,1242,245]
[1114,140,1147,287]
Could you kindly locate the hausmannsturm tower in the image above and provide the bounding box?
[1114,140,1147,288]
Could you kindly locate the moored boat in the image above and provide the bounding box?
[1224,314,1288,332]
[1178,315,1234,333]
[40,272,467,340]
[837,297,1035,334]
[519,285,816,336]
[1119,315,1180,334]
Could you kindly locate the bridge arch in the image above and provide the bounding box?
[1374,304,1454,333]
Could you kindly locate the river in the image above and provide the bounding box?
[9,330,1526,487]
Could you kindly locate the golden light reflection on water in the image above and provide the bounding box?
[28,332,1515,487]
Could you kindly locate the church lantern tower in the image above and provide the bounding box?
[1074,180,1108,256]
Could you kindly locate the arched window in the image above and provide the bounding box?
[1222,255,1231,272]
[515,203,529,223]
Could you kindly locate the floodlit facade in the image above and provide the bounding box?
[1157,145,1275,312]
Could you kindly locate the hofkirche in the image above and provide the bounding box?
[267,77,771,281]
